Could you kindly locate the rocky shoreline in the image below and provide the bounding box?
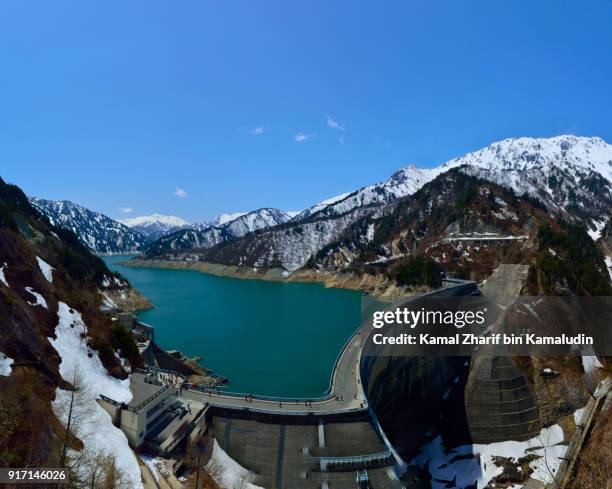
[121,258,426,299]
[104,286,153,312]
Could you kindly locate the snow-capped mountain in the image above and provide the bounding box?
[143,208,292,257]
[441,136,612,233]
[119,214,190,241]
[141,135,612,274]
[211,212,248,226]
[30,198,147,254]
[443,135,612,184]
[294,165,439,221]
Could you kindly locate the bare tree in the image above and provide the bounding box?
[537,428,562,489]
[52,367,134,489]
[60,369,79,466]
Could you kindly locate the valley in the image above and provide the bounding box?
[3,134,611,489]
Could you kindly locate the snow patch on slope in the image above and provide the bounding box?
[25,287,48,309]
[36,256,54,283]
[582,355,603,373]
[605,256,612,280]
[205,439,263,489]
[48,302,142,488]
[587,219,607,242]
[411,425,567,488]
[0,263,8,287]
[0,352,13,376]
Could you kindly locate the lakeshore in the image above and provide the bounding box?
[121,257,425,298]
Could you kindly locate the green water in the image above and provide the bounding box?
[102,255,362,398]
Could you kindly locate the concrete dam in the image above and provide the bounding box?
[178,266,544,489]
[360,265,540,469]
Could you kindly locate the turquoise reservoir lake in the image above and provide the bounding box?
[102,256,362,397]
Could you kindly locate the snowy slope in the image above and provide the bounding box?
[295,166,439,220]
[202,204,389,272]
[411,425,567,488]
[442,135,612,184]
[30,198,147,254]
[49,303,143,489]
[120,214,190,241]
[143,135,612,272]
[212,212,248,226]
[143,208,292,257]
[264,136,611,270]
[0,352,13,376]
[442,136,612,232]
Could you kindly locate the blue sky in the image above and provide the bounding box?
[1,1,611,222]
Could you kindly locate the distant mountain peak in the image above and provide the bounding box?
[119,214,189,227]
[142,207,292,258]
[212,212,248,226]
[118,213,190,241]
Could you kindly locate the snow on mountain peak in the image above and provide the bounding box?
[441,135,612,183]
[119,213,191,241]
[296,164,439,221]
[212,212,249,226]
[119,214,189,227]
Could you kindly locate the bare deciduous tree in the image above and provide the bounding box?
[53,367,135,489]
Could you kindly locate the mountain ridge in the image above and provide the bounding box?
[30,198,148,254]
[119,214,190,241]
[139,135,612,280]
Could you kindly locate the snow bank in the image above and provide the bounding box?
[573,406,587,426]
[582,355,603,373]
[0,263,8,287]
[205,439,263,489]
[411,425,567,488]
[36,256,54,283]
[100,290,118,309]
[605,256,612,281]
[25,286,48,309]
[587,219,607,242]
[141,455,168,482]
[48,302,142,489]
[0,352,14,376]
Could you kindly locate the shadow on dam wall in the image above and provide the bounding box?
[362,355,474,461]
[362,353,541,474]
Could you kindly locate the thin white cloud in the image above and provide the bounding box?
[251,126,266,135]
[174,187,188,198]
[339,135,345,145]
[326,114,345,131]
[120,207,133,213]
[294,133,315,143]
